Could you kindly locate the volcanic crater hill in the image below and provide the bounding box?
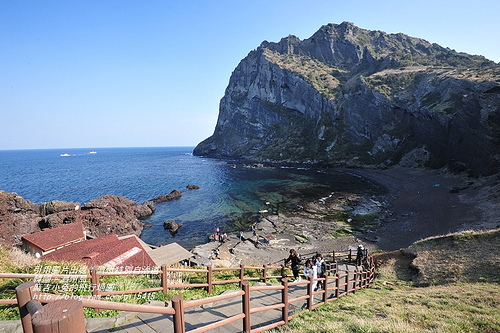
[194,21,500,176]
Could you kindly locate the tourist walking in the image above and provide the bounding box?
[356,244,364,266]
[303,259,318,291]
[315,253,326,290]
[285,249,302,282]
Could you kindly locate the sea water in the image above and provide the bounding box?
[0,147,382,249]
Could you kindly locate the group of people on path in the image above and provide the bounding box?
[284,249,327,291]
[285,246,367,290]
[210,227,228,243]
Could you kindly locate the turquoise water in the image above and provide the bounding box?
[0,147,383,249]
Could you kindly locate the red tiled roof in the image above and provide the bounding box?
[21,222,85,252]
[42,234,156,269]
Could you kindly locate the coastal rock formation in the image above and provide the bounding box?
[152,189,182,203]
[194,22,500,176]
[40,195,155,238]
[84,195,155,219]
[39,200,80,216]
[0,191,41,247]
[163,220,183,235]
[0,191,155,248]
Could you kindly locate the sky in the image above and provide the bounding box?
[1,0,499,150]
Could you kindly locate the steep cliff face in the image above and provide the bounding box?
[194,22,500,175]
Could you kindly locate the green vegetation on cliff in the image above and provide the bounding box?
[263,49,342,100]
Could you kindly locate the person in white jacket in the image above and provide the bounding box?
[303,259,317,291]
[315,253,326,290]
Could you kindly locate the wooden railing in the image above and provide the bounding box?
[7,254,375,333]
[1,250,349,303]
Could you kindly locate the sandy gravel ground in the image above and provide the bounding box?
[343,167,499,250]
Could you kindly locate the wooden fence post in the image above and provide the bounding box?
[242,281,251,333]
[32,298,86,333]
[353,270,358,294]
[307,276,313,311]
[347,271,351,294]
[335,273,340,299]
[332,250,336,262]
[172,295,185,333]
[26,300,42,317]
[239,264,245,287]
[207,265,213,294]
[15,281,36,333]
[90,268,101,312]
[281,278,289,325]
[161,264,168,294]
[263,264,267,283]
[323,273,328,303]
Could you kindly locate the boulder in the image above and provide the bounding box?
[152,190,182,203]
[39,200,80,217]
[133,201,156,219]
[163,220,183,235]
[186,184,200,190]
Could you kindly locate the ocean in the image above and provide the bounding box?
[0,147,382,249]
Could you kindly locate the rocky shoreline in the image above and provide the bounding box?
[190,166,500,267]
[2,166,498,268]
[0,191,155,248]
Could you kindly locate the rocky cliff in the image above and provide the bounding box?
[194,22,500,175]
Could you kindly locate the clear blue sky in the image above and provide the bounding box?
[1,0,499,150]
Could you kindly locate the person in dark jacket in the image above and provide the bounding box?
[356,244,364,266]
[285,249,302,281]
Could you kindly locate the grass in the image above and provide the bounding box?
[269,228,500,332]
[272,283,500,333]
[407,229,500,285]
[263,49,342,100]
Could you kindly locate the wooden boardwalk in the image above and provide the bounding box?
[1,262,369,333]
[91,263,361,333]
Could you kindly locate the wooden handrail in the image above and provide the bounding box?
[188,313,246,333]
[11,251,375,333]
[183,290,245,309]
[0,272,91,279]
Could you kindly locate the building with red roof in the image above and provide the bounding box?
[41,234,156,269]
[21,221,86,258]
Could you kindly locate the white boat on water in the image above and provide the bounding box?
[60,153,70,157]
[89,151,97,154]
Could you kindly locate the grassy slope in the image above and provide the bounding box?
[1,230,499,331]
[272,229,500,333]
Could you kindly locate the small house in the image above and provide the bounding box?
[21,222,86,258]
[41,234,156,269]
